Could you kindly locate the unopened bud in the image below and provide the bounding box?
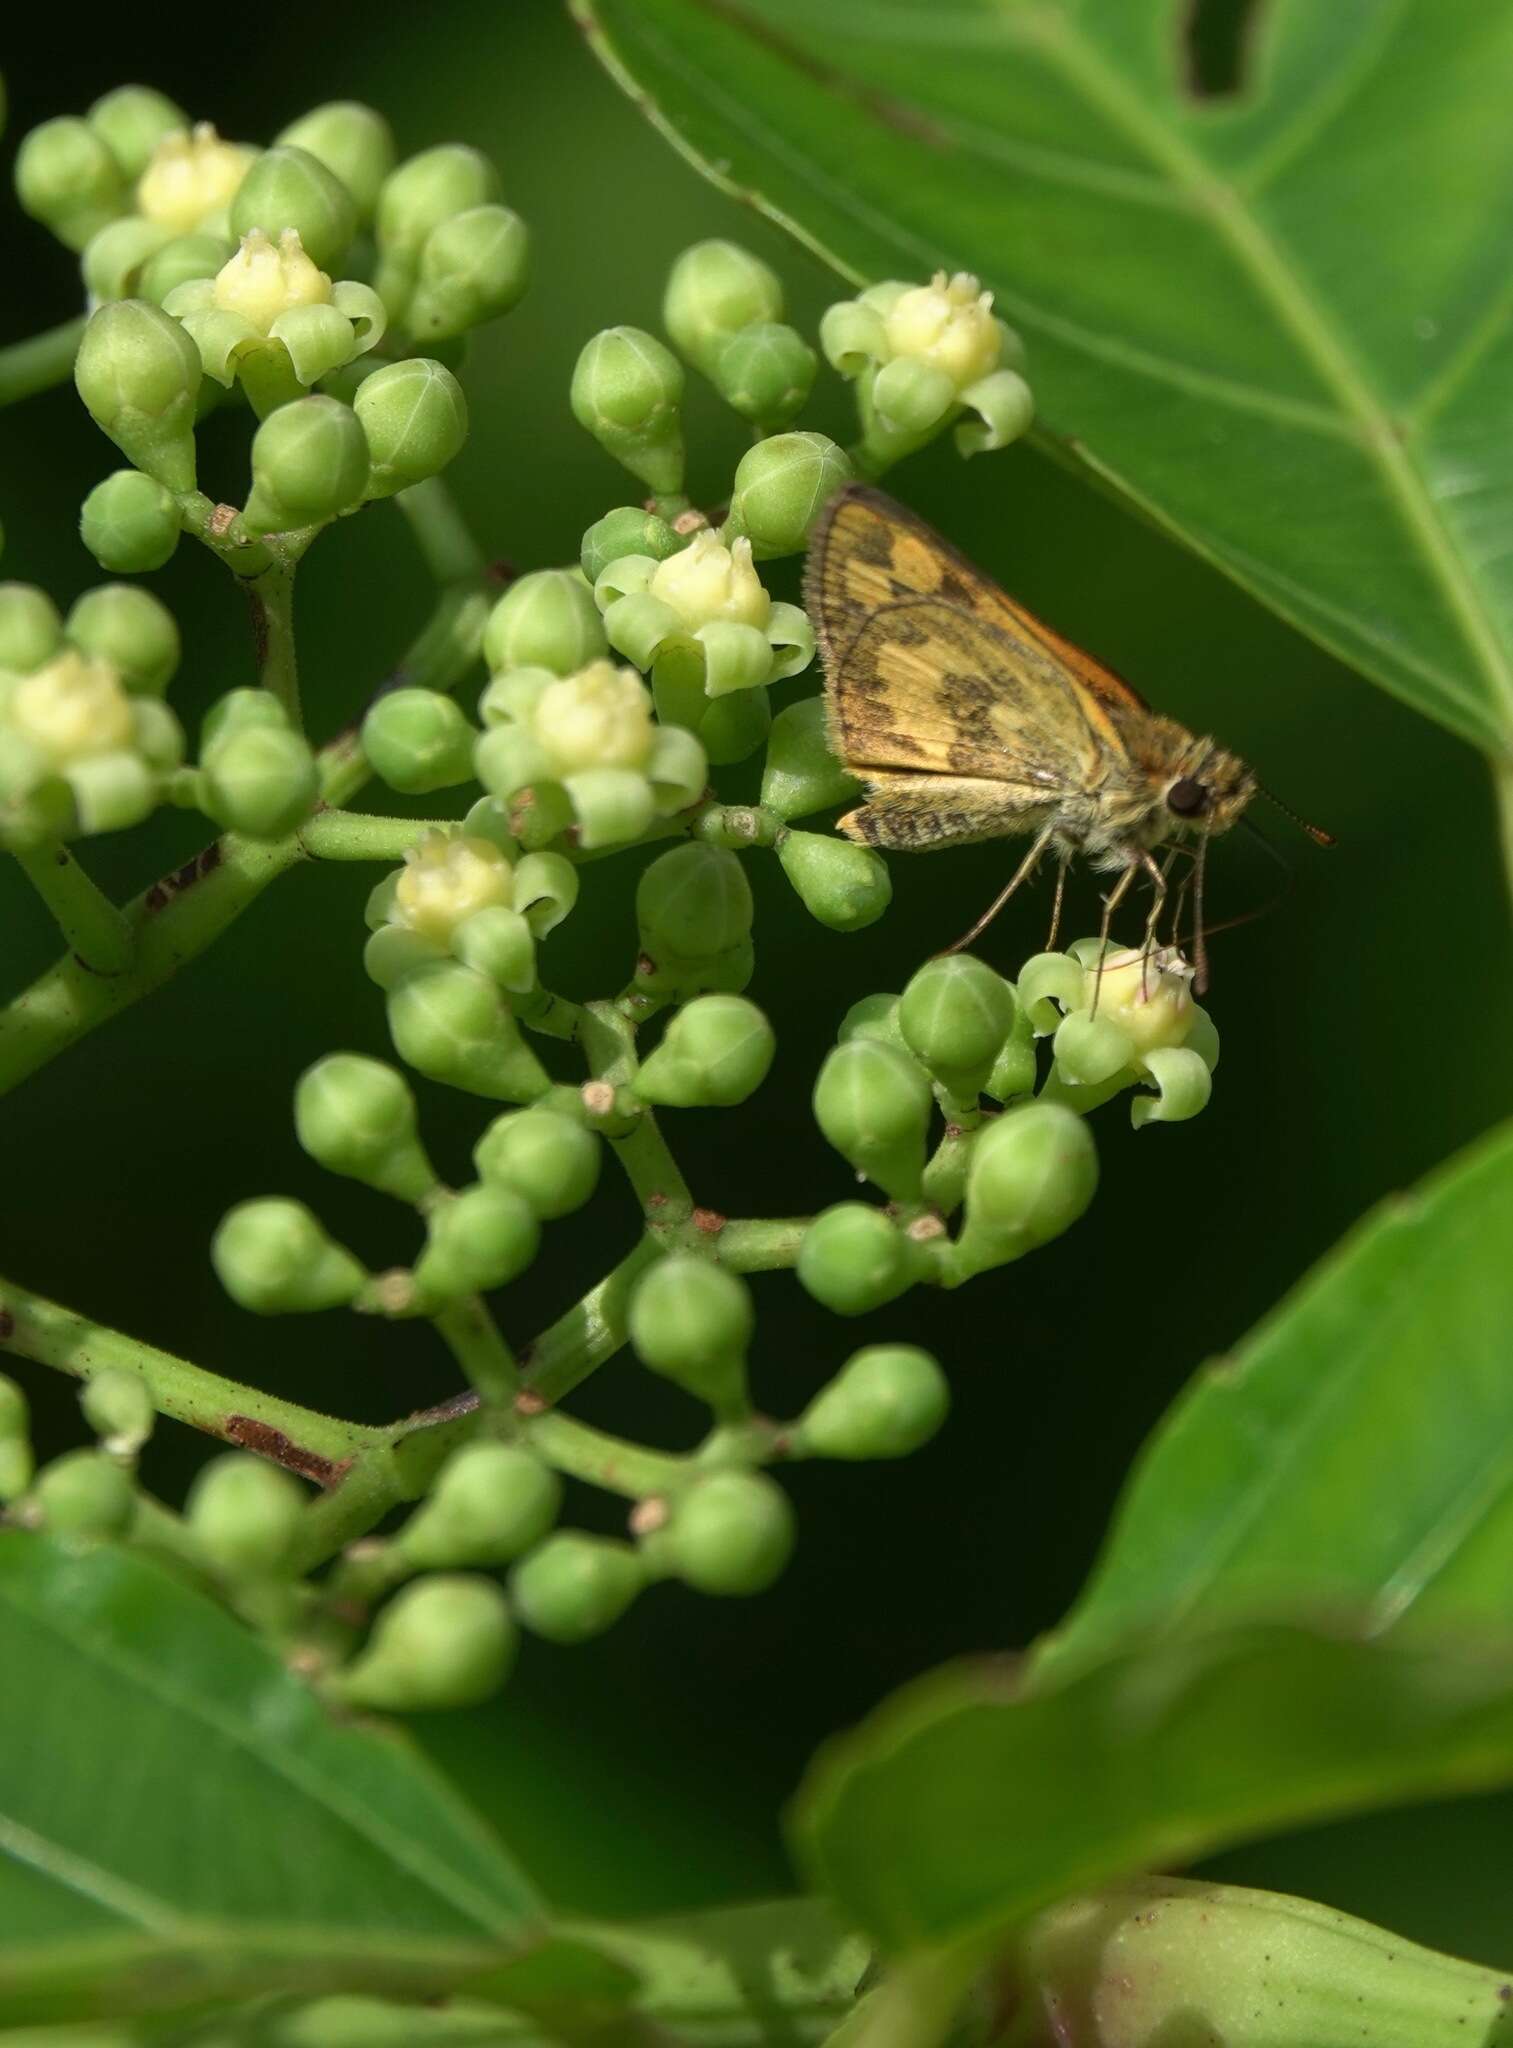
[510,1533,643,1643]
[408,204,529,341]
[725,432,852,558]
[293,1053,436,1203]
[198,721,319,839]
[570,326,685,497]
[797,1344,948,1460]
[65,583,179,695]
[797,1202,916,1316]
[777,828,891,931]
[386,961,550,1102]
[760,695,860,822]
[354,357,468,497]
[187,1453,304,1577]
[713,321,816,427]
[79,1368,155,1457]
[341,1574,516,1711]
[244,394,369,534]
[361,688,476,794]
[627,1255,752,1418]
[87,86,188,183]
[633,993,775,1109]
[666,1470,793,1596]
[898,953,1017,1101]
[211,1198,367,1313]
[74,298,202,492]
[230,145,356,271]
[15,116,126,250]
[80,470,181,574]
[275,102,395,223]
[952,1101,1097,1279]
[412,1183,540,1301]
[36,1449,135,1540]
[813,1038,932,1202]
[472,1106,600,1219]
[483,568,606,676]
[663,240,783,375]
[398,1443,561,1569]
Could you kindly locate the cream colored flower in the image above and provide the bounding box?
[649,531,771,631]
[9,650,134,763]
[394,830,515,944]
[212,227,332,332]
[533,659,653,773]
[883,271,1001,390]
[1090,947,1195,1056]
[137,124,256,235]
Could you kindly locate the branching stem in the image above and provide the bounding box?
[11,838,134,974]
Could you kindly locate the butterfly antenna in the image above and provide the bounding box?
[1191,835,1210,995]
[1258,784,1335,847]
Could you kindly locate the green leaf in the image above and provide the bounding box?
[0,1534,621,2028]
[1041,1120,1513,1674]
[578,0,1513,751]
[793,1619,1513,1957]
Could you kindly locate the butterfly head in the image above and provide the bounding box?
[1162,740,1256,838]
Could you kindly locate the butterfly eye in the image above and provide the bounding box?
[1166,776,1209,819]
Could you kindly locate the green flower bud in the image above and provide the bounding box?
[714,322,816,427]
[230,145,355,272]
[777,828,891,932]
[580,507,680,587]
[275,102,395,224]
[898,953,1016,1101]
[813,1038,932,1202]
[137,230,231,307]
[0,1376,34,1504]
[79,1368,155,1456]
[64,584,179,695]
[187,1453,304,1578]
[510,1533,643,1643]
[666,1470,793,1596]
[472,1106,600,1220]
[341,1574,516,1711]
[87,87,188,181]
[570,327,685,497]
[199,684,288,750]
[15,116,126,250]
[838,992,906,1050]
[0,583,64,672]
[198,722,319,839]
[637,842,753,965]
[628,1254,752,1418]
[953,1101,1097,1279]
[483,568,606,677]
[360,687,475,794]
[244,394,369,535]
[386,960,550,1102]
[408,203,529,341]
[211,1197,367,1313]
[377,144,499,261]
[633,992,775,1109]
[74,299,202,493]
[82,216,172,302]
[663,240,784,375]
[398,1443,561,1570]
[760,694,860,821]
[36,1449,135,1540]
[412,1183,540,1301]
[797,1344,948,1460]
[796,1202,915,1316]
[354,357,468,498]
[699,682,773,768]
[725,432,852,558]
[79,470,181,574]
[293,1053,436,1203]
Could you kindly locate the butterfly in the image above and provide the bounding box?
[803,484,1318,985]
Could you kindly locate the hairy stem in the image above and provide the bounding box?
[0,1275,386,1484]
[247,560,302,727]
[431,1295,519,1407]
[300,809,452,860]
[519,1237,660,1404]
[718,1216,809,1271]
[11,838,134,973]
[0,314,87,406]
[396,476,488,585]
[526,1409,688,1499]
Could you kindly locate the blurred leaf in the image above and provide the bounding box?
[1040,1120,1513,1674]
[578,0,1513,751]
[793,1619,1513,1956]
[0,1534,626,2027]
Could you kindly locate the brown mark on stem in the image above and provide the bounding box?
[224,1414,349,1487]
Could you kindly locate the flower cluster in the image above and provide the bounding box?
[0,581,183,843]
[821,269,1035,468]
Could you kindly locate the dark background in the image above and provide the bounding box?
[3,1,1511,1968]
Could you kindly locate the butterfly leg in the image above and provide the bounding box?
[942,821,1060,956]
[1137,850,1169,996]
[1089,859,1140,1017]
[1043,853,1070,952]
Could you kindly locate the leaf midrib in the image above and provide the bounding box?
[1007,1,1513,741]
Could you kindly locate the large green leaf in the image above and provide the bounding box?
[1039,1119,1513,1674]
[0,1534,619,2027]
[577,0,1513,752]
[793,1619,1513,1956]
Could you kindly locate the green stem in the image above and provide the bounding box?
[248,561,302,727]
[718,1216,809,1271]
[299,809,452,860]
[0,1274,385,1483]
[431,1295,519,1407]
[519,1238,660,1405]
[11,838,134,973]
[820,1950,978,2048]
[583,998,694,1217]
[0,314,87,406]
[526,1410,688,1499]
[396,476,488,585]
